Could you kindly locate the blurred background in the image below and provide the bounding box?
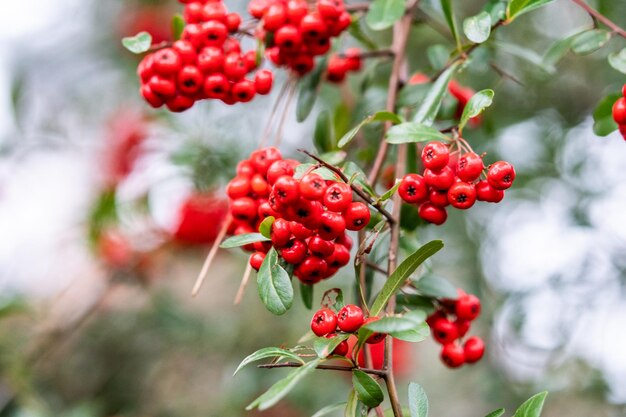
[0,0,625,416]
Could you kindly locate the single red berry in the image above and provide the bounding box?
[344,48,362,72]
[263,3,288,31]
[223,37,242,54]
[273,175,301,205]
[269,219,291,248]
[421,142,450,171]
[236,160,255,177]
[280,239,308,264]
[148,75,177,99]
[182,23,205,49]
[227,176,251,199]
[226,12,242,32]
[418,202,447,225]
[426,310,446,328]
[308,235,336,258]
[337,305,364,333]
[183,2,204,23]
[327,243,350,268]
[335,233,353,250]
[250,147,282,175]
[254,69,274,95]
[177,66,203,95]
[153,48,182,75]
[201,20,228,47]
[250,173,270,197]
[202,2,227,22]
[475,180,504,203]
[223,52,248,81]
[203,73,230,99]
[344,202,370,231]
[613,97,626,125]
[433,319,459,344]
[266,160,295,185]
[424,166,455,190]
[275,25,303,52]
[318,211,346,240]
[619,124,626,140]
[455,294,481,321]
[300,13,328,40]
[317,0,344,20]
[296,256,328,284]
[441,343,465,368]
[323,182,352,212]
[398,174,428,203]
[286,0,308,24]
[137,54,155,83]
[326,334,349,356]
[308,37,331,56]
[172,40,197,65]
[197,46,224,73]
[363,317,387,344]
[429,188,450,207]
[140,84,164,108]
[311,308,338,336]
[326,56,349,83]
[258,201,280,219]
[290,221,313,240]
[456,152,484,182]
[487,161,516,190]
[166,95,195,113]
[252,240,272,253]
[248,0,269,19]
[288,199,324,229]
[447,182,477,210]
[299,173,327,200]
[243,50,259,72]
[289,54,315,75]
[232,79,256,103]
[455,319,471,338]
[230,197,258,222]
[463,336,485,364]
[329,11,351,36]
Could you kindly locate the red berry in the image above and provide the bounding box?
[290,221,313,240]
[249,0,269,19]
[463,336,485,364]
[398,174,427,203]
[335,233,353,250]
[424,166,455,190]
[286,0,308,24]
[308,37,331,55]
[203,73,230,99]
[296,256,328,284]
[323,182,352,212]
[202,2,227,22]
[264,3,288,31]
[455,319,471,338]
[330,11,351,36]
[266,160,294,185]
[300,13,328,40]
[258,201,279,219]
[166,95,195,113]
[308,235,335,258]
[232,79,256,103]
[326,56,349,83]
[441,343,465,368]
[183,2,204,23]
[172,40,197,65]
[327,243,350,268]
[475,180,504,203]
[487,161,516,190]
[152,48,182,75]
[289,54,315,75]
[311,308,338,336]
[429,188,450,207]
[455,294,481,321]
[456,152,484,182]
[273,175,301,205]
[226,13,242,32]
[227,177,251,199]
[418,202,447,225]
[140,84,164,108]
[236,160,255,177]
[148,75,177,99]
[177,66,203,95]
[270,218,292,247]
[363,317,387,344]
[275,25,302,52]
[613,97,626,125]
[317,0,344,20]
[137,54,155,83]
[251,147,282,175]
[230,197,257,222]
[223,52,248,81]
[317,211,345,240]
[344,202,370,231]
[182,23,205,49]
[254,69,274,95]
[326,334,349,356]
[432,319,459,344]
[250,173,270,197]
[299,173,328,200]
[447,182,477,210]
[337,305,364,333]
[280,239,308,264]
[421,142,450,171]
[344,48,362,72]
[197,46,224,73]
[289,199,324,229]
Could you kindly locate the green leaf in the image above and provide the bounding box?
[370,240,444,316]
[342,161,376,196]
[0,298,28,320]
[300,282,314,310]
[413,61,461,126]
[171,14,185,40]
[314,110,335,153]
[485,0,507,22]
[384,408,413,417]
[507,0,554,21]
[440,0,462,51]
[365,0,406,31]
[319,150,347,166]
[312,402,347,417]
[321,288,345,311]
[494,41,549,71]
[349,19,379,50]
[413,275,458,299]
[592,93,620,137]
[608,48,626,74]
[234,347,304,376]
[571,29,611,55]
[362,314,430,342]
[246,359,321,410]
[485,409,505,417]
[352,370,384,408]
[398,82,431,108]
[408,382,429,417]
[396,294,436,313]
[338,111,402,148]
[459,89,494,130]
[378,180,401,203]
[427,45,450,71]
[463,12,492,44]
[542,33,579,69]
[513,392,548,417]
[121,31,152,54]
[386,122,450,144]
[220,233,270,249]
[259,216,275,239]
[257,248,294,315]
[345,389,365,417]
[313,333,351,358]
[296,59,327,122]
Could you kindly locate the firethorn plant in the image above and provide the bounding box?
[122,0,626,415]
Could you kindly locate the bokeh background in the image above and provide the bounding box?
[0,0,625,416]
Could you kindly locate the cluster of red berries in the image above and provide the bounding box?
[426,290,485,368]
[250,0,352,75]
[310,305,385,356]
[226,147,372,284]
[326,49,362,83]
[612,84,626,140]
[398,142,516,225]
[137,0,274,111]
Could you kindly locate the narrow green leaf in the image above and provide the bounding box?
[257,248,294,315]
[386,122,450,144]
[338,111,402,148]
[440,0,462,51]
[314,110,335,153]
[363,316,419,333]
[246,359,321,410]
[592,93,620,136]
[171,14,185,40]
[608,48,626,74]
[320,150,347,166]
[363,313,429,342]
[300,282,314,310]
[542,33,578,69]
[413,275,458,299]
[427,45,450,71]
[396,294,436,313]
[571,29,611,55]
[296,59,327,122]
[313,402,347,417]
[370,240,444,316]
[121,32,152,54]
[365,0,406,31]
[220,233,270,248]
[378,180,401,203]
[513,392,548,417]
[352,370,384,408]
[345,389,362,417]
[463,12,492,44]
[408,382,429,417]
[507,0,554,21]
[413,62,461,126]
[459,89,494,130]
[259,216,275,239]
[485,409,505,417]
[313,333,351,358]
[234,347,304,376]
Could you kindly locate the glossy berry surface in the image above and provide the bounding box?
[337,305,364,333]
[311,308,338,336]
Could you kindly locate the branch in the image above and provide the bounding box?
[257,362,387,378]
[339,49,395,59]
[298,149,396,225]
[570,0,626,39]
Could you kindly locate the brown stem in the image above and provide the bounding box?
[345,2,370,12]
[257,362,387,377]
[191,216,231,297]
[339,49,395,59]
[366,261,388,275]
[570,0,626,39]
[298,149,396,224]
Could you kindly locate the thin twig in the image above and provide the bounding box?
[257,362,387,377]
[489,62,525,86]
[191,216,231,297]
[234,263,253,305]
[338,49,395,59]
[570,0,626,39]
[366,261,388,275]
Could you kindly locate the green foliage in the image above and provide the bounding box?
[233,347,304,376]
[366,0,406,31]
[513,391,548,417]
[257,248,294,316]
[121,31,152,54]
[413,62,461,125]
[300,282,314,310]
[593,93,620,136]
[171,14,184,40]
[440,0,462,50]
[313,333,351,358]
[312,402,347,417]
[608,48,626,74]
[507,0,554,21]
[571,29,611,55]
[362,311,429,342]
[297,59,327,122]
[314,110,336,153]
[485,409,506,417]
[408,382,429,417]
[459,89,495,130]
[352,370,384,408]
[463,12,492,44]
[220,233,270,249]
[338,111,403,148]
[413,275,458,299]
[258,216,275,239]
[386,122,450,144]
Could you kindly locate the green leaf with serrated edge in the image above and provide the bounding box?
[233,347,304,376]
[571,29,611,55]
[365,0,406,31]
[352,370,384,408]
[246,359,320,411]
[320,150,347,166]
[408,382,429,417]
[312,402,347,417]
[485,409,505,417]
[220,233,270,248]
[342,161,377,196]
[378,180,401,203]
[413,275,458,299]
[121,32,152,54]
[463,12,492,44]
[593,93,620,136]
[609,48,626,74]
[257,248,294,315]
[386,122,450,144]
[338,111,402,148]
[259,216,275,239]
[313,333,351,358]
[427,44,450,71]
[349,19,378,50]
[296,59,327,122]
[514,392,548,417]
[507,0,554,21]
[314,110,335,153]
[171,14,185,40]
[459,89,494,130]
[300,282,314,310]
[413,62,461,126]
[440,0,462,51]
[370,240,444,316]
